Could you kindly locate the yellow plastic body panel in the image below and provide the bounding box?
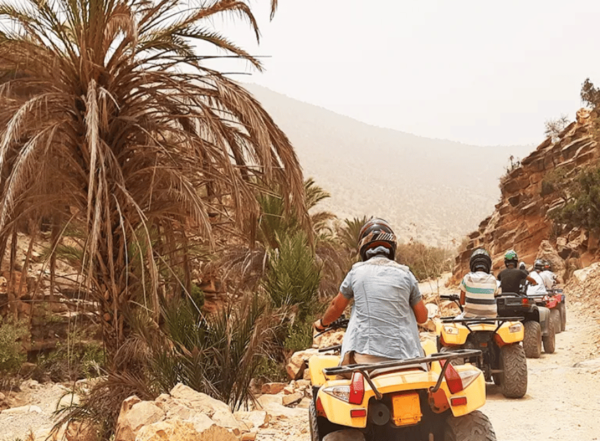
[316,363,486,427]
[496,321,524,344]
[391,392,422,426]
[421,339,437,356]
[308,355,340,387]
[437,321,524,346]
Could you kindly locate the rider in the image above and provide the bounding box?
[526,259,548,295]
[458,248,498,318]
[519,261,529,275]
[497,250,537,294]
[313,218,427,365]
[540,260,557,290]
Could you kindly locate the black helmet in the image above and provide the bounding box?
[358,218,397,261]
[504,249,518,268]
[534,259,544,271]
[470,248,492,273]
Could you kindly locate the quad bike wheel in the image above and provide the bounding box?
[444,410,497,441]
[523,321,542,358]
[309,401,321,441]
[550,309,561,335]
[499,344,527,398]
[558,303,567,332]
[543,317,556,354]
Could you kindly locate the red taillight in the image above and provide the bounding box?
[349,372,365,404]
[522,298,529,306]
[350,408,367,418]
[451,397,467,406]
[440,360,464,394]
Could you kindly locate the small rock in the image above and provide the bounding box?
[283,385,295,395]
[296,398,312,409]
[29,405,43,413]
[234,410,270,430]
[261,382,287,395]
[1,405,31,415]
[241,432,258,441]
[282,392,303,407]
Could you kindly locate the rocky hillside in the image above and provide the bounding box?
[451,109,599,282]
[246,84,531,246]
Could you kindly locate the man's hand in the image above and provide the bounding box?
[526,275,538,286]
[313,319,327,332]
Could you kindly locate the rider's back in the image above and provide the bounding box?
[339,256,423,362]
[497,268,528,294]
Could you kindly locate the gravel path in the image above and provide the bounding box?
[0,381,69,441]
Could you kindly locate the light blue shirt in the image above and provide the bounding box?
[339,257,423,361]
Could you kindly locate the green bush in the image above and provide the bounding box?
[262,231,321,321]
[551,164,600,233]
[0,318,28,374]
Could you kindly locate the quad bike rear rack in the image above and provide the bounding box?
[440,317,524,333]
[323,349,482,400]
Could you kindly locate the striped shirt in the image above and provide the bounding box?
[460,271,498,318]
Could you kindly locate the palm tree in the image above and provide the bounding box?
[0,0,304,356]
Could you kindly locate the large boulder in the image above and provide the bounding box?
[115,398,165,441]
[286,349,318,380]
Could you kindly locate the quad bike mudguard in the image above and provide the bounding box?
[537,306,551,336]
[438,320,524,346]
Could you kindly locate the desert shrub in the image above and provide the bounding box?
[545,115,570,143]
[396,241,453,281]
[551,164,600,233]
[37,332,105,382]
[0,318,29,374]
[540,167,570,197]
[284,315,317,353]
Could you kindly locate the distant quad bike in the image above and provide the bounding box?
[496,292,556,358]
[435,294,528,399]
[308,318,497,441]
[545,288,567,333]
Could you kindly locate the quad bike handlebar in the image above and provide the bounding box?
[314,315,349,338]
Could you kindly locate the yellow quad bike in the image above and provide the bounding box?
[436,294,527,399]
[308,320,496,441]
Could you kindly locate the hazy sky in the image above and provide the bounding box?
[210,0,600,147]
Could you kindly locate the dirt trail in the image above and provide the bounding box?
[485,304,600,441]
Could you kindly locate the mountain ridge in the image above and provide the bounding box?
[245,83,534,246]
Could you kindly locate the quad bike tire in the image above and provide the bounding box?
[499,344,527,398]
[523,321,542,358]
[543,317,556,354]
[309,401,321,441]
[551,309,562,335]
[558,303,567,332]
[444,410,497,441]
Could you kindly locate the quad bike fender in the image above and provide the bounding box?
[316,365,486,427]
[308,355,340,387]
[537,306,551,336]
[495,321,524,345]
[421,339,437,356]
[438,323,470,346]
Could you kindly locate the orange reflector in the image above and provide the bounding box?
[451,397,467,406]
[350,408,367,418]
[316,397,326,417]
[480,342,488,347]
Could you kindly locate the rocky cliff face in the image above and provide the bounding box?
[452,109,600,283]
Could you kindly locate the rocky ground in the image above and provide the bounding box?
[2,276,600,441]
